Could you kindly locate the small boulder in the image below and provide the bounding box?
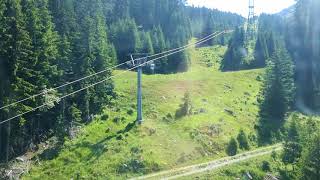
[224,108,235,116]
[16,156,26,162]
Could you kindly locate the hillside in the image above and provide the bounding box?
[0,0,244,163]
[23,41,264,179]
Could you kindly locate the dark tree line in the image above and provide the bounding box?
[0,0,243,162]
[186,6,243,46]
[252,15,280,68]
[219,0,319,142]
[287,0,320,113]
[107,0,244,73]
[248,1,320,178]
[255,0,320,115]
[0,0,117,163]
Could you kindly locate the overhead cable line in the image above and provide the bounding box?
[0,61,127,111]
[0,30,230,125]
[133,31,221,61]
[0,31,220,111]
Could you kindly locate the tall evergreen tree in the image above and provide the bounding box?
[0,0,37,162]
[258,44,295,143]
[220,27,246,71]
[109,18,140,64]
[151,26,168,73]
[282,119,302,170]
[290,0,320,112]
[139,31,154,54]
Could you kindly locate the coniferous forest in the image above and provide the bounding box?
[0,0,319,179]
[0,0,243,163]
[220,0,320,179]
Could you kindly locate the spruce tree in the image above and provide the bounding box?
[258,43,295,142]
[282,120,302,169]
[221,27,245,71]
[139,31,154,55]
[227,138,238,156]
[21,0,61,139]
[151,26,168,73]
[0,0,36,162]
[253,32,268,68]
[109,18,140,64]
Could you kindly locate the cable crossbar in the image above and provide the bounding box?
[0,30,230,125]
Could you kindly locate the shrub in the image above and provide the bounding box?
[101,114,109,121]
[127,109,134,115]
[226,138,238,156]
[261,161,271,172]
[237,129,250,150]
[113,116,121,123]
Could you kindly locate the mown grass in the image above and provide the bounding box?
[23,42,265,179]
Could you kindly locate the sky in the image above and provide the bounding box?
[187,0,296,17]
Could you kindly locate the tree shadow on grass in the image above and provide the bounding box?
[38,120,137,164]
[83,120,137,163]
[38,140,64,161]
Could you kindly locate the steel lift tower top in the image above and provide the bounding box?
[247,0,255,38]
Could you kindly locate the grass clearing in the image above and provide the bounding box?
[24,42,265,179]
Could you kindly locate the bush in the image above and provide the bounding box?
[101,114,109,121]
[261,161,271,172]
[226,138,238,156]
[113,116,121,123]
[127,109,134,115]
[237,130,250,150]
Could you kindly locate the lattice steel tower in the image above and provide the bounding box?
[247,0,255,38]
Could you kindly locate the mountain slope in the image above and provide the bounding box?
[24,41,264,179]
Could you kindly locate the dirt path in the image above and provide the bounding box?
[130,144,282,180]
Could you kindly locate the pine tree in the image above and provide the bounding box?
[139,31,154,54]
[21,0,62,143]
[221,27,246,71]
[258,43,295,142]
[151,26,168,73]
[48,0,81,139]
[282,119,302,169]
[109,18,140,64]
[253,32,268,68]
[72,0,115,121]
[0,0,36,162]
